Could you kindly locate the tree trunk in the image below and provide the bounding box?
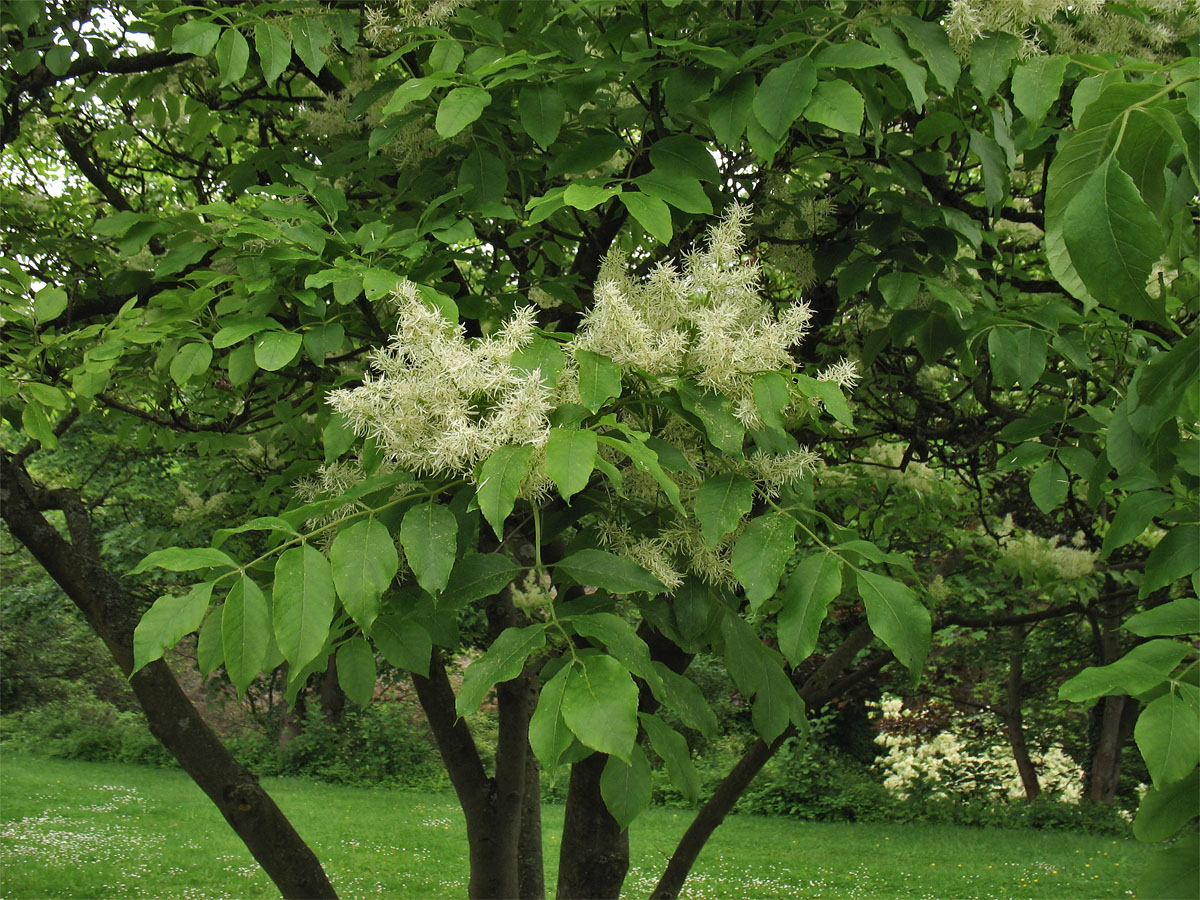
[518,743,546,899]
[556,751,629,900]
[0,452,337,900]
[1087,587,1138,804]
[1004,626,1040,800]
[318,656,345,724]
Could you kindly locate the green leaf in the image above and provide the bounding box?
[563,183,618,211]
[752,653,804,743]
[752,58,817,138]
[33,287,67,320]
[1011,55,1067,126]
[1104,491,1174,557]
[708,73,754,148]
[555,549,664,595]
[336,637,377,707]
[382,77,440,117]
[169,342,212,386]
[442,553,521,607]
[575,349,622,412]
[1029,460,1069,514]
[1137,834,1199,900]
[215,27,250,86]
[129,546,237,575]
[530,664,575,769]
[816,40,890,69]
[518,85,565,149]
[600,745,652,829]
[1142,525,1200,599]
[400,502,458,596]
[619,192,673,244]
[370,614,432,676]
[133,581,214,673]
[634,170,712,215]
[303,322,344,363]
[803,80,864,133]
[653,662,718,738]
[436,87,492,137]
[894,15,959,92]
[869,26,927,110]
[969,129,1008,211]
[456,624,546,716]
[720,611,768,697]
[253,22,291,85]
[752,373,790,432]
[641,712,700,803]
[221,576,270,697]
[273,544,336,671]
[329,518,397,631]
[561,654,639,763]
[172,19,221,56]
[1124,598,1200,638]
[732,513,796,608]
[1063,158,1166,323]
[213,317,281,348]
[1136,692,1200,788]
[649,134,720,183]
[545,428,597,502]
[1059,639,1192,701]
[778,553,842,667]
[571,612,661,691]
[197,610,223,678]
[676,383,745,456]
[254,331,302,371]
[597,434,685,514]
[1134,769,1199,842]
[694,473,755,548]
[476,445,534,539]
[856,569,930,681]
[970,32,1021,96]
[289,16,330,76]
[459,147,507,208]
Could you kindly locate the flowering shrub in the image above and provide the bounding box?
[871,695,1084,803]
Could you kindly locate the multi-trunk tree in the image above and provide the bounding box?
[2,1,1196,898]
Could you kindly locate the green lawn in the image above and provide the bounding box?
[1,754,1151,899]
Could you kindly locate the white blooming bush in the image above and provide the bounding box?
[871,695,1084,803]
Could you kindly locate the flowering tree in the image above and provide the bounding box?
[1,1,1196,898]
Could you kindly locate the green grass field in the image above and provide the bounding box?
[1,754,1151,899]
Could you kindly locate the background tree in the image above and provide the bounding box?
[2,1,1196,898]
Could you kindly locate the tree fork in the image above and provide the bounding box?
[0,452,337,900]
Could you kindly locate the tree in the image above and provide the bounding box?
[2,2,1196,898]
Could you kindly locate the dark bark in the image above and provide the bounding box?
[411,643,535,900]
[1087,587,1138,804]
[318,657,346,724]
[518,744,546,900]
[556,752,629,900]
[0,451,337,900]
[1004,627,1041,800]
[650,622,879,900]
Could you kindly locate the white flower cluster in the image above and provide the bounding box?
[944,0,1194,59]
[871,696,1083,803]
[328,285,553,476]
[998,531,1096,582]
[572,203,822,425]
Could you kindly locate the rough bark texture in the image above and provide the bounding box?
[0,452,337,900]
[518,739,546,899]
[556,752,629,900]
[650,622,879,900]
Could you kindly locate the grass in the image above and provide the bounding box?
[0,753,1153,899]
